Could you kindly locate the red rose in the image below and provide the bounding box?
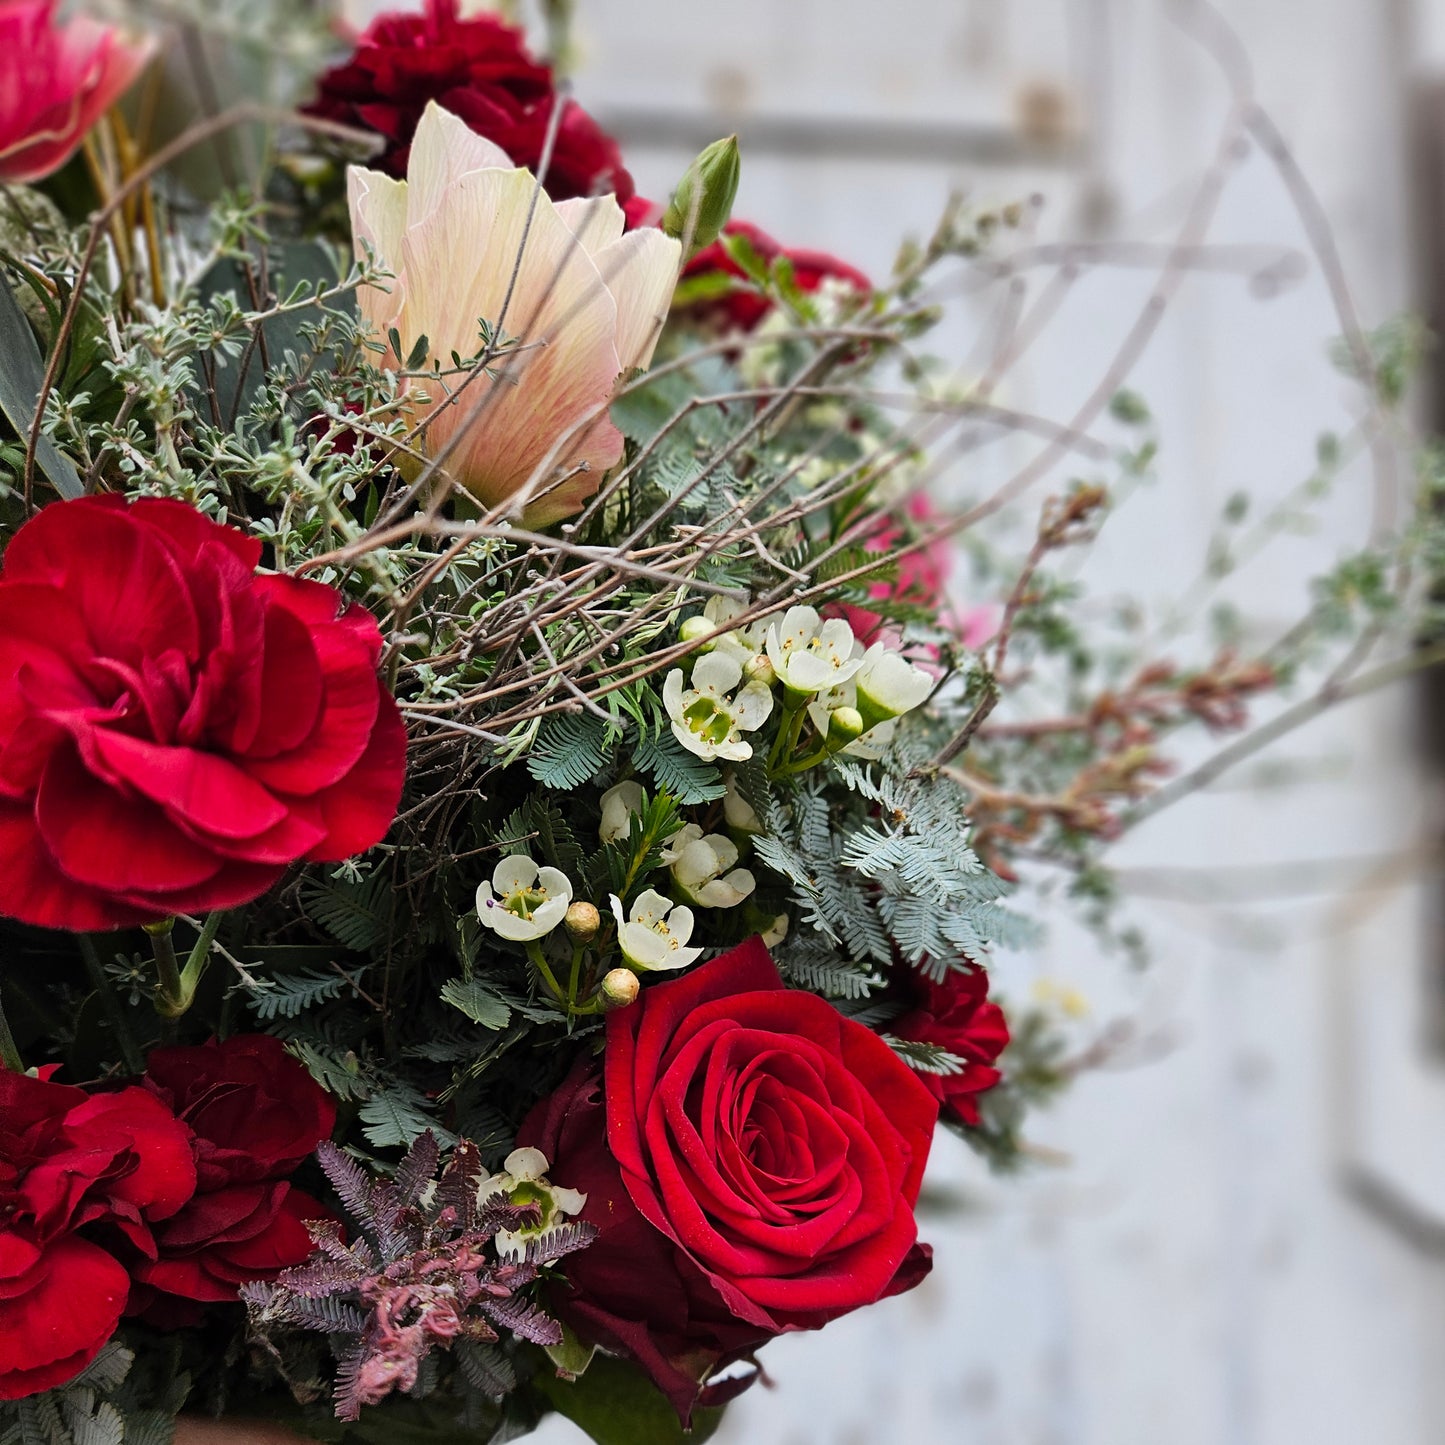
[520,938,938,1421]
[894,968,1010,1127]
[307,0,632,203]
[0,1,154,184]
[679,219,871,332]
[133,1036,337,1316]
[0,496,406,931]
[0,1072,195,1399]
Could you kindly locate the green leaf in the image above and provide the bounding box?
[439,977,512,1030]
[527,711,616,790]
[534,1352,725,1445]
[632,730,726,804]
[359,1082,456,1150]
[0,277,82,498]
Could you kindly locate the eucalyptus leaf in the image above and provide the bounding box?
[0,277,82,498]
[534,1353,724,1445]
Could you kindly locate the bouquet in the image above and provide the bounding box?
[0,2,1432,1442]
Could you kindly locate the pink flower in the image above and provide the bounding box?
[0,1,154,184]
[349,102,680,526]
[840,496,998,654]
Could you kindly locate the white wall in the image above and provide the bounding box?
[344,1,1445,1440]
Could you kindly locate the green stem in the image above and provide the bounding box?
[566,943,583,1014]
[77,935,145,1076]
[526,939,567,1006]
[147,920,185,1019]
[176,911,224,1008]
[0,982,23,1072]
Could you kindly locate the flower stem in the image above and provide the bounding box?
[78,936,145,1074]
[0,983,23,1072]
[176,911,224,1010]
[526,939,567,1007]
[146,919,186,1019]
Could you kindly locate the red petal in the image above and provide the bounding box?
[301,691,406,860]
[90,732,287,841]
[35,746,223,895]
[2,498,201,664]
[0,1236,128,1401]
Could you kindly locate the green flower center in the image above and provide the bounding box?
[683,696,733,745]
[503,885,549,920]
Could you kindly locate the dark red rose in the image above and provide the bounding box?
[0,495,407,932]
[520,938,938,1421]
[0,1071,195,1399]
[894,968,1010,1127]
[678,219,871,332]
[144,1034,337,1187]
[308,0,632,203]
[133,1035,337,1317]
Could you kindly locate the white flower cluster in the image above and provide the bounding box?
[664,596,935,762]
[478,1147,588,1260]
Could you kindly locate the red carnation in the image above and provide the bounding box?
[679,219,871,332]
[0,1072,195,1399]
[307,0,632,202]
[0,495,406,932]
[520,938,938,1422]
[133,1036,337,1319]
[894,967,1010,1127]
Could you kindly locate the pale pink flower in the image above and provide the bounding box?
[0,1,154,183]
[348,101,681,526]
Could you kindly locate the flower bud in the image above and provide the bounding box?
[662,135,741,255]
[564,900,600,942]
[679,614,716,647]
[598,967,640,1011]
[826,705,865,749]
[743,653,777,687]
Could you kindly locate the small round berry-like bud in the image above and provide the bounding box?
[743,654,777,687]
[827,706,865,748]
[564,901,600,942]
[598,968,641,1012]
[679,615,716,647]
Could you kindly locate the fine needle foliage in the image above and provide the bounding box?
[243,1133,595,1421]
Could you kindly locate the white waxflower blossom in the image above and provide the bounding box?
[722,772,762,833]
[665,825,756,908]
[807,679,897,761]
[765,605,865,695]
[760,911,789,948]
[599,780,645,843]
[854,642,934,723]
[478,1146,588,1260]
[698,595,770,678]
[477,855,572,940]
[662,651,773,761]
[610,888,703,971]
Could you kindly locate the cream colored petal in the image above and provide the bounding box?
[554,195,627,256]
[407,101,513,223]
[504,1147,550,1181]
[593,227,682,371]
[493,855,538,893]
[691,650,743,696]
[398,166,625,515]
[347,165,409,337]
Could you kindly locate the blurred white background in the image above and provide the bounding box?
[344,1,1445,1440]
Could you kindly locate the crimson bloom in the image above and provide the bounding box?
[133,1035,337,1318]
[0,0,154,184]
[0,1071,195,1400]
[0,496,406,932]
[678,219,871,332]
[894,967,1010,1127]
[307,0,632,202]
[521,937,938,1421]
